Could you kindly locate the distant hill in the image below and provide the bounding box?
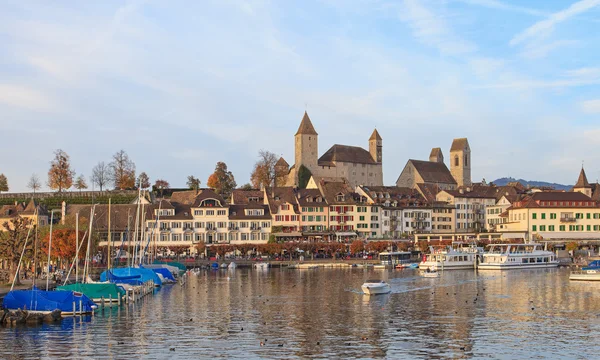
[491,177,572,191]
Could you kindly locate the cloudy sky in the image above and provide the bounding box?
[1,0,600,192]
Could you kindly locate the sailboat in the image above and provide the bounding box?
[2,206,97,316]
[58,202,126,304]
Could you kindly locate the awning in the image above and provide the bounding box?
[273,232,302,237]
[302,232,332,236]
[335,232,358,237]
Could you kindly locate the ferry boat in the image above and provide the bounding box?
[418,242,482,271]
[478,243,558,270]
[569,260,600,281]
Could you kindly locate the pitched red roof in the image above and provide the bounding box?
[574,168,592,188]
[295,111,318,135]
[319,145,376,165]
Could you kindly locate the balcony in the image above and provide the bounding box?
[560,217,576,222]
[250,226,262,231]
[228,226,240,231]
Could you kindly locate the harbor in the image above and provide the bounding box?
[1,266,599,359]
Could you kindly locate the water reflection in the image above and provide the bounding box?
[1,268,600,359]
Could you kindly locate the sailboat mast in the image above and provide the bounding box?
[108,198,112,271]
[75,211,79,283]
[46,210,55,291]
[132,187,142,266]
[33,205,38,288]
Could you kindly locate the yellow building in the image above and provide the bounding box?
[0,200,49,231]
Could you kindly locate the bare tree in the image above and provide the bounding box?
[250,150,286,189]
[91,161,109,191]
[109,150,136,189]
[136,172,150,189]
[27,174,41,194]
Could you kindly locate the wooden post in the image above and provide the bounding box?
[109,294,112,307]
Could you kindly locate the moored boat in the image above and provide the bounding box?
[478,243,558,270]
[361,280,391,295]
[2,286,97,315]
[419,242,482,271]
[57,283,126,303]
[569,260,600,281]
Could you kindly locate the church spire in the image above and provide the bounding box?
[295,111,318,136]
[575,167,592,189]
[369,128,382,141]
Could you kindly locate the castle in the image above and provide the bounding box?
[278,112,383,188]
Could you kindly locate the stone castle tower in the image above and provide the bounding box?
[573,167,592,197]
[450,138,471,187]
[369,129,382,164]
[294,111,318,174]
[429,147,443,163]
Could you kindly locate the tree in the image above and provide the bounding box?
[0,218,34,285]
[41,229,84,263]
[186,175,201,191]
[74,174,88,192]
[109,150,136,190]
[207,162,237,198]
[48,149,74,192]
[240,183,254,190]
[0,173,8,193]
[91,161,109,191]
[297,165,312,189]
[350,240,365,255]
[27,174,41,194]
[137,172,150,189]
[154,179,170,197]
[250,150,286,189]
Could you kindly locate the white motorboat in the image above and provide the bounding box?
[419,242,482,271]
[361,280,391,295]
[569,260,600,281]
[478,243,558,270]
[421,267,439,278]
[228,262,237,269]
[253,262,270,270]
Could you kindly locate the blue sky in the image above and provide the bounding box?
[1,0,600,192]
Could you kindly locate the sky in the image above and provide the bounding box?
[1,0,600,192]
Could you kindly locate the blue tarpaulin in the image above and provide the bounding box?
[100,267,163,286]
[2,286,97,313]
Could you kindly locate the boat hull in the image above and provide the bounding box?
[419,262,474,270]
[569,269,600,281]
[478,263,559,270]
[361,284,391,295]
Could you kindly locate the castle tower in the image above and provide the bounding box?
[369,129,382,163]
[429,147,443,163]
[573,167,592,197]
[295,111,318,173]
[450,138,471,187]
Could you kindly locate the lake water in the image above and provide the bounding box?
[1,267,600,359]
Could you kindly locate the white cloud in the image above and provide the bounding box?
[458,0,546,16]
[510,0,600,46]
[398,0,476,55]
[0,84,59,112]
[565,67,600,78]
[520,39,579,59]
[579,99,600,113]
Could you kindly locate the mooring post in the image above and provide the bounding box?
[109,294,112,307]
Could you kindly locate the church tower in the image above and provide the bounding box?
[450,138,471,187]
[573,167,592,198]
[369,129,382,164]
[294,111,318,173]
[429,148,443,163]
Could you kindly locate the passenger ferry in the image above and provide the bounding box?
[418,242,483,271]
[478,243,558,270]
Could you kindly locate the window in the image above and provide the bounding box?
[360,216,365,221]
[541,213,546,220]
[550,213,556,219]
[206,210,215,216]
[549,225,555,231]
[217,210,226,216]
[587,225,591,231]
[587,213,591,219]
[539,225,545,231]
[194,210,203,216]
[532,213,537,220]
[532,225,537,231]
[560,225,565,231]
[454,155,459,166]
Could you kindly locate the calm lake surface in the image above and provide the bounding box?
[1,267,600,359]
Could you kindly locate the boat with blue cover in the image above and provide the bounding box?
[100,267,162,287]
[2,286,97,315]
[569,260,600,281]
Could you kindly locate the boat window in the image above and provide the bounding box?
[522,258,528,263]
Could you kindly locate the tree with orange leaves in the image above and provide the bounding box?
[207,161,236,198]
[41,228,85,264]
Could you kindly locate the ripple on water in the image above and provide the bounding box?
[1,268,600,359]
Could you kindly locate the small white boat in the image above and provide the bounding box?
[253,262,270,270]
[422,270,440,278]
[361,280,391,295]
[569,260,600,281]
[228,262,237,269]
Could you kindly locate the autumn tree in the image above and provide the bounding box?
[27,174,41,194]
[48,149,74,192]
[91,161,109,191]
[74,174,88,192]
[249,150,287,189]
[154,179,170,197]
[0,173,8,193]
[187,175,201,191]
[0,218,34,285]
[239,183,254,190]
[41,229,85,270]
[350,240,365,254]
[297,165,312,189]
[207,162,237,198]
[109,150,136,190]
[137,172,150,189]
